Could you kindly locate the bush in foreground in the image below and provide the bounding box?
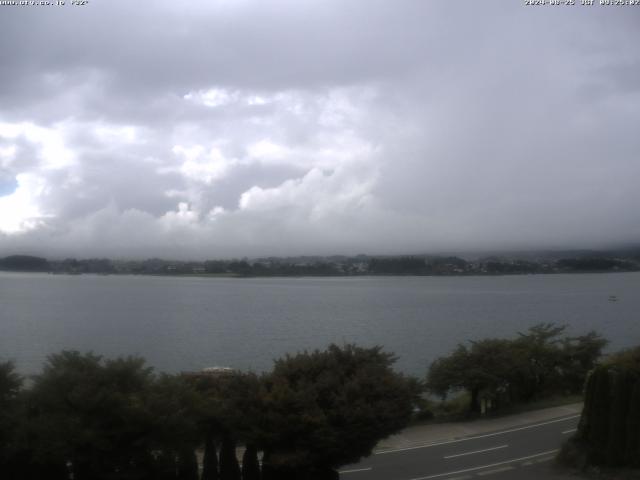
[559,346,640,472]
[259,344,419,479]
[0,344,417,480]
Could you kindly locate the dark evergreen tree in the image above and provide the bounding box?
[572,346,640,467]
[155,451,178,480]
[625,381,640,466]
[241,444,261,480]
[219,435,241,480]
[260,452,277,480]
[177,448,199,480]
[0,361,22,478]
[201,433,219,480]
[188,371,263,480]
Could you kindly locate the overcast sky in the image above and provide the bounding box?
[0,0,638,259]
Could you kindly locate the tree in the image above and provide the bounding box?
[241,444,261,480]
[0,361,23,479]
[368,257,427,275]
[427,324,607,414]
[228,261,252,275]
[177,448,199,480]
[188,370,263,479]
[565,346,640,468]
[427,339,518,413]
[147,374,202,477]
[23,351,207,480]
[0,255,50,272]
[26,352,160,479]
[511,323,568,399]
[560,331,608,393]
[259,344,417,478]
[426,344,469,399]
[219,435,241,480]
[201,433,219,480]
[0,361,21,401]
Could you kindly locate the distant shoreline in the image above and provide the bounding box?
[1,252,638,278]
[1,269,638,279]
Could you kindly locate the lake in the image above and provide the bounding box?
[0,272,638,376]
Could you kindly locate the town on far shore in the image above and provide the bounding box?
[1,248,639,277]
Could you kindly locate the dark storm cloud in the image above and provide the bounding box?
[0,0,638,257]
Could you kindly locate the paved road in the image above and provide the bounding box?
[339,414,580,480]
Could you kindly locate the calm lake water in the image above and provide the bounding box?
[1,272,638,376]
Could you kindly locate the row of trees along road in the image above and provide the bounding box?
[0,325,609,479]
[0,345,418,480]
[426,323,608,414]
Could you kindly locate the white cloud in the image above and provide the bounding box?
[184,88,239,107]
[246,139,290,163]
[246,95,268,106]
[0,145,17,166]
[0,121,76,170]
[168,145,237,184]
[93,124,140,144]
[0,173,50,233]
[160,202,200,229]
[239,160,377,222]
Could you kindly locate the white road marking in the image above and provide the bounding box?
[562,428,577,434]
[408,449,559,480]
[444,444,508,459]
[476,466,515,476]
[376,415,579,455]
[534,456,555,464]
[339,467,372,474]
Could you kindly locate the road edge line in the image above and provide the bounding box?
[375,415,579,455]
[409,449,559,480]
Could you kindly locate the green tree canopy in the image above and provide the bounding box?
[188,371,263,480]
[0,361,23,476]
[259,344,417,475]
[427,339,518,413]
[427,324,607,414]
[604,345,640,372]
[0,361,21,403]
[26,351,159,479]
[23,351,204,480]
